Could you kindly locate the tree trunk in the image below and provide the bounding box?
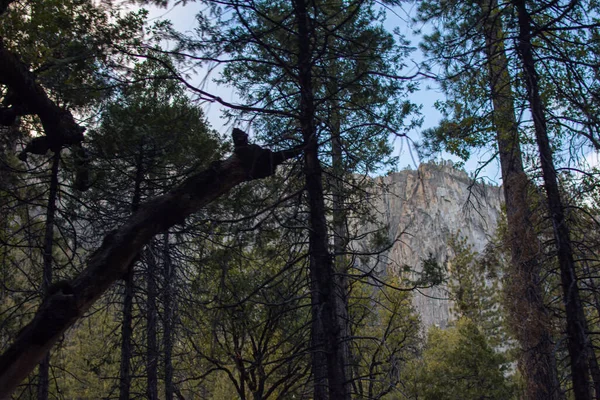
[293,0,349,398]
[311,304,328,399]
[480,1,561,398]
[588,345,600,400]
[162,232,175,400]
[145,243,159,400]
[120,148,145,400]
[118,266,134,400]
[294,1,327,395]
[37,150,60,400]
[582,263,600,398]
[513,1,591,398]
[326,10,352,394]
[331,106,351,394]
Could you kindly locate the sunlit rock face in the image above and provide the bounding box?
[354,162,503,330]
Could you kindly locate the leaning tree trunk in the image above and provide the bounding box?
[293,0,350,398]
[37,149,61,400]
[513,1,591,398]
[480,1,561,398]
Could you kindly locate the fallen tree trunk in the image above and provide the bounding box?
[0,142,300,398]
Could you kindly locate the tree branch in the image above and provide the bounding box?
[0,38,85,150]
[0,139,302,398]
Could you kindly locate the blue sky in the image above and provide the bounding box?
[143,1,503,182]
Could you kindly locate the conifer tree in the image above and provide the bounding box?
[168,1,417,396]
[415,0,600,396]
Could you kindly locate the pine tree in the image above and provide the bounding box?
[170,1,417,396]
[414,0,600,395]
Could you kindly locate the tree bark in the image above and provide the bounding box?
[480,1,561,398]
[119,146,145,400]
[326,11,352,395]
[331,104,351,396]
[582,264,600,398]
[588,344,600,399]
[513,1,591,398]
[293,0,349,398]
[0,142,301,398]
[145,243,159,400]
[37,150,61,400]
[162,232,175,400]
[118,266,134,400]
[293,3,327,396]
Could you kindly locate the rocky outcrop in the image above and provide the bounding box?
[354,161,503,329]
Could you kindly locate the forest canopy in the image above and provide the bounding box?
[1,0,600,399]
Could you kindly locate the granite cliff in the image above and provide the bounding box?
[355,162,503,329]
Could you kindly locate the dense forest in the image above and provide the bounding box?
[0,0,599,399]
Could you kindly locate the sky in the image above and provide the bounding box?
[141,1,504,182]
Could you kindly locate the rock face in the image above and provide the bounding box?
[356,162,503,329]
